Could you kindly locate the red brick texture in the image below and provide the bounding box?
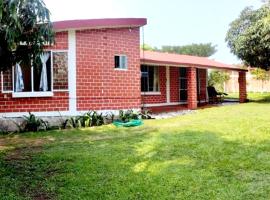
[187,67,197,109]
[141,67,207,107]
[170,67,179,103]
[0,32,69,113]
[141,66,166,105]
[198,69,207,101]
[47,31,69,50]
[239,71,247,103]
[76,28,141,111]
[0,92,69,113]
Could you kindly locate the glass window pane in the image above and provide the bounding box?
[18,63,31,92]
[153,67,159,92]
[179,67,187,78]
[148,67,154,91]
[114,56,120,68]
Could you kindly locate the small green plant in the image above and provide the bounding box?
[119,110,140,122]
[105,112,115,123]
[62,116,82,129]
[208,70,230,92]
[61,111,105,129]
[87,111,104,126]
[140,109,152,119]
[22,112,49,132]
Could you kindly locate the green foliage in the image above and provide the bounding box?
[226,5,270,70]
[251,68,270,92]
[208,70,230,92]
[140,109,153,119]
[62,116,82,129]
[105,112,115,123]
[251,68,270,81]
[0,0,54,72]
[2,95,270,199]
[161,43,217,57]
[22,112,49,132]
[62,111,104,129]
[141,44,158,51]
[118,110,140,122]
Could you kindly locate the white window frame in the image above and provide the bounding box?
[1,71,13,94]
[114,55,128,70]
[12,51,54,98]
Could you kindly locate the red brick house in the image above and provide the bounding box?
[0,18,247,117]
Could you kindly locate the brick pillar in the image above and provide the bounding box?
[239,71,247,103]
[187,67,197,109]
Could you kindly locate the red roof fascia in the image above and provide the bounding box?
[53,18,147,31]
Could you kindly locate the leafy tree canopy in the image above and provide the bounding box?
[226,4,270,70]
[208,70,230,92]
[0,0,54,72]
[141,43,217,57]
[251,68,269,81]
[161,43,217,57]
[141,44,158,51]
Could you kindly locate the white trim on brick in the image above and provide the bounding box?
[141,92,161,95]
[68,30,77,115]
[0,108,141,118]
[12,92,53,98]
[143,102,187,107]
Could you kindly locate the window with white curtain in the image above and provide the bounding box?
[12,51,53,97]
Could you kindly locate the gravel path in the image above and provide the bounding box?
[152,110,195,119]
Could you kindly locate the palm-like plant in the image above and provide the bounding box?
[0,0,54,72]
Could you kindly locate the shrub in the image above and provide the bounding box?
[22,112,49,132]
[118,110,140,122]
[61,111,105,129]
[140,110,153,119]
[208,70,230,92]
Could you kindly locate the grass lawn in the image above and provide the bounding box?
[1,93,270,199]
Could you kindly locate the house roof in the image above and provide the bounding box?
[140,50,246,71]
[53,18,147,31]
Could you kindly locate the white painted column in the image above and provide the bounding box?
[166,66,170,103]
[68,30,77,115]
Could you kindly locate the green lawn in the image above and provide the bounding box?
[227,92,270,102]
[1,93,270,199]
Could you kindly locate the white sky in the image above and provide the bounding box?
[44,0,264,64]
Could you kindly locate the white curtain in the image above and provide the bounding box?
[39,53,50,91]
[15,63,24,92]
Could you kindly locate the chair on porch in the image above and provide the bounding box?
[207,86,228,104]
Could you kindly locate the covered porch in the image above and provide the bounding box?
[140,51,247,112]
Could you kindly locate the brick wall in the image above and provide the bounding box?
[198,68,207,101]
[239,71,247,103]
[0,32,69,113]
[187,67,197,109]
[76,28,141,111]
[141,66,167,105]
[170,67,179,103]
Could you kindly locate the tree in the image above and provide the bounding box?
[0,0,54,72]
[251,68,270,92]
[161,43,217,57]
[226,4,270,70]
[208,70,230,92]
[140,44,159,51]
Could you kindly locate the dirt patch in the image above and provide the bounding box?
[0,136,55,152]
[3,145,56,200]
